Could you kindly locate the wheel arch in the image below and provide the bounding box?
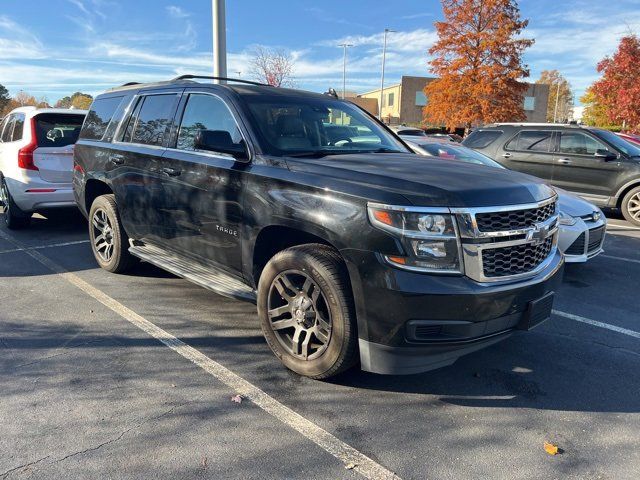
[84,179,114,214]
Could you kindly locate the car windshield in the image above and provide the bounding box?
[417,142,505,168]
[242,96,409,157]
[593,129,640,157]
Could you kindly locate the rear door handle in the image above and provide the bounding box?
[557,158,572,165]
[502,152,511,158]
[162,167,181,177]
[109,154,125,165]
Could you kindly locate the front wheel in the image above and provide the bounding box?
[621,186,640,226]
[88,194,137,273]
[257,244,358,379]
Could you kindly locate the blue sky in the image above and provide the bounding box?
[0,0,638,104]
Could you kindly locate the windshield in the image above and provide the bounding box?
[417,142,505,168]
[593,129,640,157]
[242,96,409,157]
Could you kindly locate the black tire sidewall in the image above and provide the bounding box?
[88,195,131,273]
[622,187,640,226]
[257,247,354,378]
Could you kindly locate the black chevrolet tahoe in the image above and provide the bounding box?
[463,123,640,226]
[73,76,563,379]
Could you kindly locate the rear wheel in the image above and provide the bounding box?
[257,244,358,379]
[621,186,640,226]
[0,177,30,229]
[88,194,137,273]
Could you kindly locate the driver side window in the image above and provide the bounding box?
[558,132,608,156]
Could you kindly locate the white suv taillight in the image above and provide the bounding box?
[17,118,38,171]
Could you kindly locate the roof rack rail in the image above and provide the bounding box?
[171,75,270,87]
[121,82,141,87]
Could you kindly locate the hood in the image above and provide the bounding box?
[285,153,556,208]
[556,188,601,217]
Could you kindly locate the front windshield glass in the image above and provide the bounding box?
[593,129,640,157]
[242,96,409,157]
[418,143,505,168]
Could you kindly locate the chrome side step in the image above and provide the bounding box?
[129,243,256,303]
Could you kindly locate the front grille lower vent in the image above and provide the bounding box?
[587,226,605,252]
[565,233,586,255]
[482,237,554,278]
[475,202,556,233]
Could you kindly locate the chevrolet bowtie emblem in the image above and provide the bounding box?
[527,223,549,243]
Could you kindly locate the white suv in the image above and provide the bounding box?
[0,107,87,228]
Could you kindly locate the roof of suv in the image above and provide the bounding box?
[480,122,585,130]
[7,106,88,117]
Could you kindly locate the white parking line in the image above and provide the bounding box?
[0,239,90,255]
[600,254,640,265]
[553,310,640,339]
[0,230,400,480]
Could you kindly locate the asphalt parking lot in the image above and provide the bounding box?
[1,209,639,480]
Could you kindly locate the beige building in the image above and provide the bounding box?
[357,75,550,126]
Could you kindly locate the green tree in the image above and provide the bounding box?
[55,92,93,110]
[0,84,10,114]
[580,87,620,129]
[536,70,573,122]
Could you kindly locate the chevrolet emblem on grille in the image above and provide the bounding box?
[527,223,550,244]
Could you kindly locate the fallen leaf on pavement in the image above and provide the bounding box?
[231,394,243,404]
[544,441,560,455]
[345,463,357,470]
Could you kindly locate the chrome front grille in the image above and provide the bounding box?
[482,237,554,277]
[453,196,559,283]
[475,202,556,233]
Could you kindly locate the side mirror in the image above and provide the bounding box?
[194,130,249,161]
[594,149,617,161]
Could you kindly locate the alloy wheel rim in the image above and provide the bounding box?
[0,182,9,220]
[267,270,332,361]
[92,208,115,262]
[628,193,640,222]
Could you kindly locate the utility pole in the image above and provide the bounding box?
[379,28,395,121]
[339,43,353,99]
[553,82,561,123]
[212,0,227,82]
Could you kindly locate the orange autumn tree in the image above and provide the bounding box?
[424,0,534,132]
[591,34,640,132]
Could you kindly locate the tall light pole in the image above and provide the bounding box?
[339,43,353,99]
[379,28,395,121]
[212,0,227,82]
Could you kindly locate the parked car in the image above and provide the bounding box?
[617,132,640,146]
[74,76,563,379]
[0,106,87,228]
[462,123,640,226]
[403,138,606,263]
[388,125,427,137]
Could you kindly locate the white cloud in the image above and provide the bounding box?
[166,6,190,19]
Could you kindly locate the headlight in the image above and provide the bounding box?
[367,203,462,273]
[558,211,577,226]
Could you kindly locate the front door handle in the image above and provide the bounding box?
[557,158,572,165]
[109,154,125,165]
[162,167,181,177]
[502,152,511,158]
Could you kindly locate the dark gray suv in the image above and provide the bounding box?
[463,123,640,226]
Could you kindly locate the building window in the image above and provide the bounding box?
[523,96,535,111]
[415,91,428,106]
[388,92,395,107]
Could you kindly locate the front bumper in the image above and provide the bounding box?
[558,216,606,263]
[343,249,564,375]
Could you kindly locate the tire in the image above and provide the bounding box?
[88,194,138,273]
[257,244,358,379]
[0,176,30,230]
[621,186,640,227]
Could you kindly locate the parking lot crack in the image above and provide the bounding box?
[0,455,50,478]
[52,402,189,464]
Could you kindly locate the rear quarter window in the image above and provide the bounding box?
[463,130,503,149]
[80,96,124,141]
[35,113,86,148]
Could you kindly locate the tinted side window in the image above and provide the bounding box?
[463,130,502,149]
[129,94,178,147]
[81,96,124,141]
[177,94,242,151]
[558,131,608,156]
[505,130,552,152]
[1,116,15,142]
[11,114,24,141]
